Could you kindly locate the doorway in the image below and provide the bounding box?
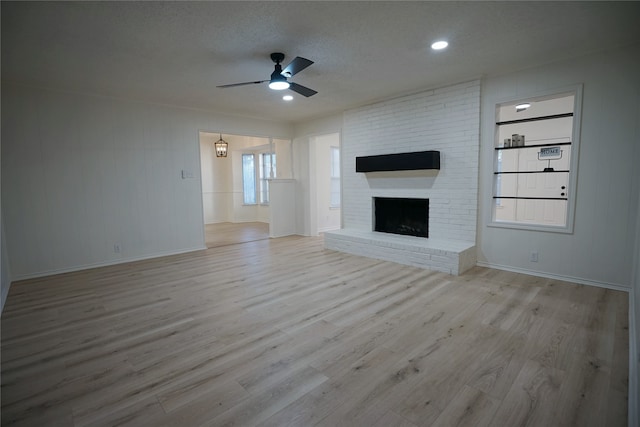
[309,132,341,235]
[199,132,291,248]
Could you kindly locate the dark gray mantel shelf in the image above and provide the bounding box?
[356,150,440,173]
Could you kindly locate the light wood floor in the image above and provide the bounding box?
[1,233,628,426]
[205,222,269,249]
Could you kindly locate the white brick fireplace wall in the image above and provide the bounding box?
[325,80,480,274]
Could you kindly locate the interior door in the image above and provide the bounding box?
[515,147,569,225]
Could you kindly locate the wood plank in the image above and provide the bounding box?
[209,365,328,426]
[488,358,565,426]
[371,411,418,427]
[430,385,500,427]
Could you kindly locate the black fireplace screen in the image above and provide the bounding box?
[374,197,429,238]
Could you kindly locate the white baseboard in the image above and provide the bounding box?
[629,286,638,427]
[317,226,340,234]
[476,261,631,292]
[9,245,208,282]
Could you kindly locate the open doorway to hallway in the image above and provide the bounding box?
[309,132,341,235]
[199,132,292,248]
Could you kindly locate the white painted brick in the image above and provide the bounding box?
[338,80,480,263]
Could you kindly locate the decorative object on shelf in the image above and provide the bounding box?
[494,141,572,151]
[511,134,525,147]
[215,134,228,157]
[503,138,511,147]
[538,146,563,171]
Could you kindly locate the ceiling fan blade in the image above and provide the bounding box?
[289,82,317,97]
[281,57,313,77]
[216,80,268,88]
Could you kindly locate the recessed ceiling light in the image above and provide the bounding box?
[516,103,531,112]
[283,95,293,101]
[431,40,448,50]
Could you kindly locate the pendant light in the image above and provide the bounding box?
[215,134,228,157]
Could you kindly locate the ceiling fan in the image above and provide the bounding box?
[217,52,317,97]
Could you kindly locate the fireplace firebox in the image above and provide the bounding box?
[373,197,429,238]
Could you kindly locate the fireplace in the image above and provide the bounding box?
[373,197,429,238]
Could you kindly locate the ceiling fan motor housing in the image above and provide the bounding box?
[271,64,285,81]
[269,53,289,88]
[270,52,286,64]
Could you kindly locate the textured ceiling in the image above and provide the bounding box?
[2,1,640,123]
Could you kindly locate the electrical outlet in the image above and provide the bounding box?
[114,244,121,253]
[530,250,538,262]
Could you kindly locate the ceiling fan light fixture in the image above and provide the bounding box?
[269,80,290,90]
[269,70,290,90]
[283,95,293,101]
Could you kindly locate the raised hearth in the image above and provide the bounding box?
[324,229,476,275]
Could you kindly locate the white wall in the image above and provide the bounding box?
[311,133,341,233]
[341,80,481,243]
[274,139,293,179]
[478,45,640,289]
[632,187,640,427]
[631,89,640,426]
[293,114,344,236]
[1,84,292,279]
[269,179,297,238]
[1,215,11,311]
[1,133,10,309]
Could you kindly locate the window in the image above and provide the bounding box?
[243,152,276,205]
[491,88,581,232]
[330,146,340,208]
[259,153,276,204]
[242,154,256,205]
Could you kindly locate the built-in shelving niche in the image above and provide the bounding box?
[491,88,580,230]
